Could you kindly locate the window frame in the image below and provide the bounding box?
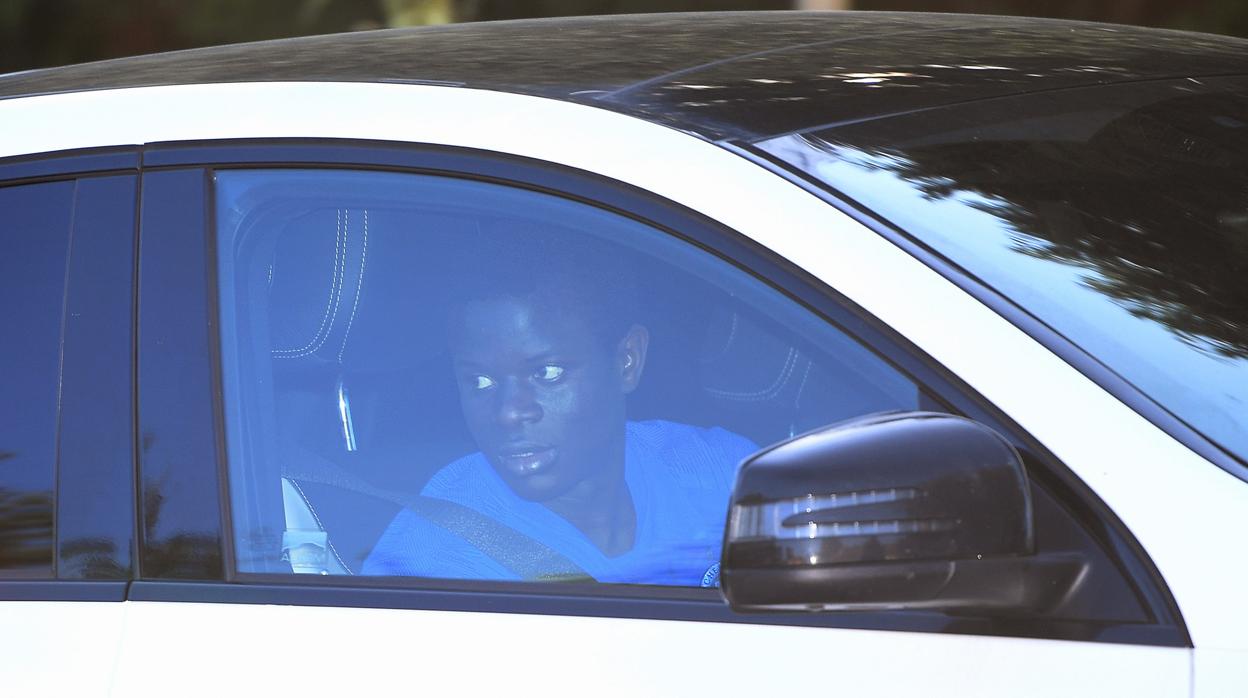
[0,147,139,601]
[135,138,1187,647]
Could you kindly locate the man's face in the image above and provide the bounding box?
[449,293,644,502]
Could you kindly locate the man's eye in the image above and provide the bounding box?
[534,365,565,383]
[470,375,495,390]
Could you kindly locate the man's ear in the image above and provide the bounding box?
[617,324,650,394]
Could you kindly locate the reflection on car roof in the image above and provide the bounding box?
[2,11,1246,142]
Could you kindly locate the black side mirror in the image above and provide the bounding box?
[721,412,1084,613]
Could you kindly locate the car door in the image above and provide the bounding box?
[111,135,1189,697]
[0,151,138,697]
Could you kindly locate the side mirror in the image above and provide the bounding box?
[721,412,1083,613]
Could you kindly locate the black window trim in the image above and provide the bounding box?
[136,168,227,582]
[0,151,140,597]
[0,146,140,185]
[137,138,1187,648]
[55,174,140,581]
[0,581,129,602]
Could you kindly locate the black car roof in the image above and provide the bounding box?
[3,11,1246,142]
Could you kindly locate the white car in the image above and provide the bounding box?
[1,11,1245,697]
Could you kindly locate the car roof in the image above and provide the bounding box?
[3,11,1246,142]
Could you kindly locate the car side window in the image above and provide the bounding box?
[0,180,75,578]
[215,169,931,585]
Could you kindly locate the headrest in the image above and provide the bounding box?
[696,305,918,441]
[697,304,821,417]
[268,207,370,367]
[265,205,482,372]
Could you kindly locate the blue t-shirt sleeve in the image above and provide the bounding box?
[608,421,758,587]
[362,423,759,584]
[362,507,516,580]
[643,422,757,493]
[709,425,760,475]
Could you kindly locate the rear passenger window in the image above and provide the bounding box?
[0,181,74,578]
[215,169,930,585]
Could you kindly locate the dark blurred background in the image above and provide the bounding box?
[4,0,1247,73]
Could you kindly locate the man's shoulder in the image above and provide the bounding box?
[627,420,758,480]
[364,452,515,578]
[362,505,514,579]
[629,419,756,451]
[421,450,495,497]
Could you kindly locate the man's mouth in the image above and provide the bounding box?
[497,446,557,476]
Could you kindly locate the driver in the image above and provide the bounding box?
[362,233,756,586]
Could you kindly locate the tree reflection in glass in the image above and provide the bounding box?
[758,80,1248,463]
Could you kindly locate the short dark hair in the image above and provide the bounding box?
[445,220,640,347]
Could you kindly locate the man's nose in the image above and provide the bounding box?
[497,377,542,426]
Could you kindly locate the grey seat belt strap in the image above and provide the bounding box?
[284,450,591,581]
[406,495,591,582]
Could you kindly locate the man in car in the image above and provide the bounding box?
[362,232,756,586]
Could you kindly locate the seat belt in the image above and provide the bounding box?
[283,450,592,582]
[404,495,591,582]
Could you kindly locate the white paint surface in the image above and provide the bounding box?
[0,602,125,696]
[5,81,1246,694]
[110,601,1189,698]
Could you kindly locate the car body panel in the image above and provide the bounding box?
[109,601,1190,698]
[2,12,1246,142]
[1194,647,1248,698]
[0,602,125,697]
[0,63,1242,694]
[0,79,1234,635]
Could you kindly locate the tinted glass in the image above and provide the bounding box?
[759,76,1248,470]
[0,180,74,577]
[56,175,137,579]
[137,170,227,580]
[214,169,925,586]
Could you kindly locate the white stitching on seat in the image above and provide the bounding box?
[274,208,347,358]
[704,347,798,402]
[698,310,739,362]
[274,209,344,356]
[792,358,813,410]
[336,209,369,364]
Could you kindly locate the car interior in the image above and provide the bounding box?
[203,166,1170,628]
[217,169,929,577]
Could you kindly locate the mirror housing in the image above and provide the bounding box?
[721,412,1082,613]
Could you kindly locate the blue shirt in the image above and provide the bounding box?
[363,420,757,586]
